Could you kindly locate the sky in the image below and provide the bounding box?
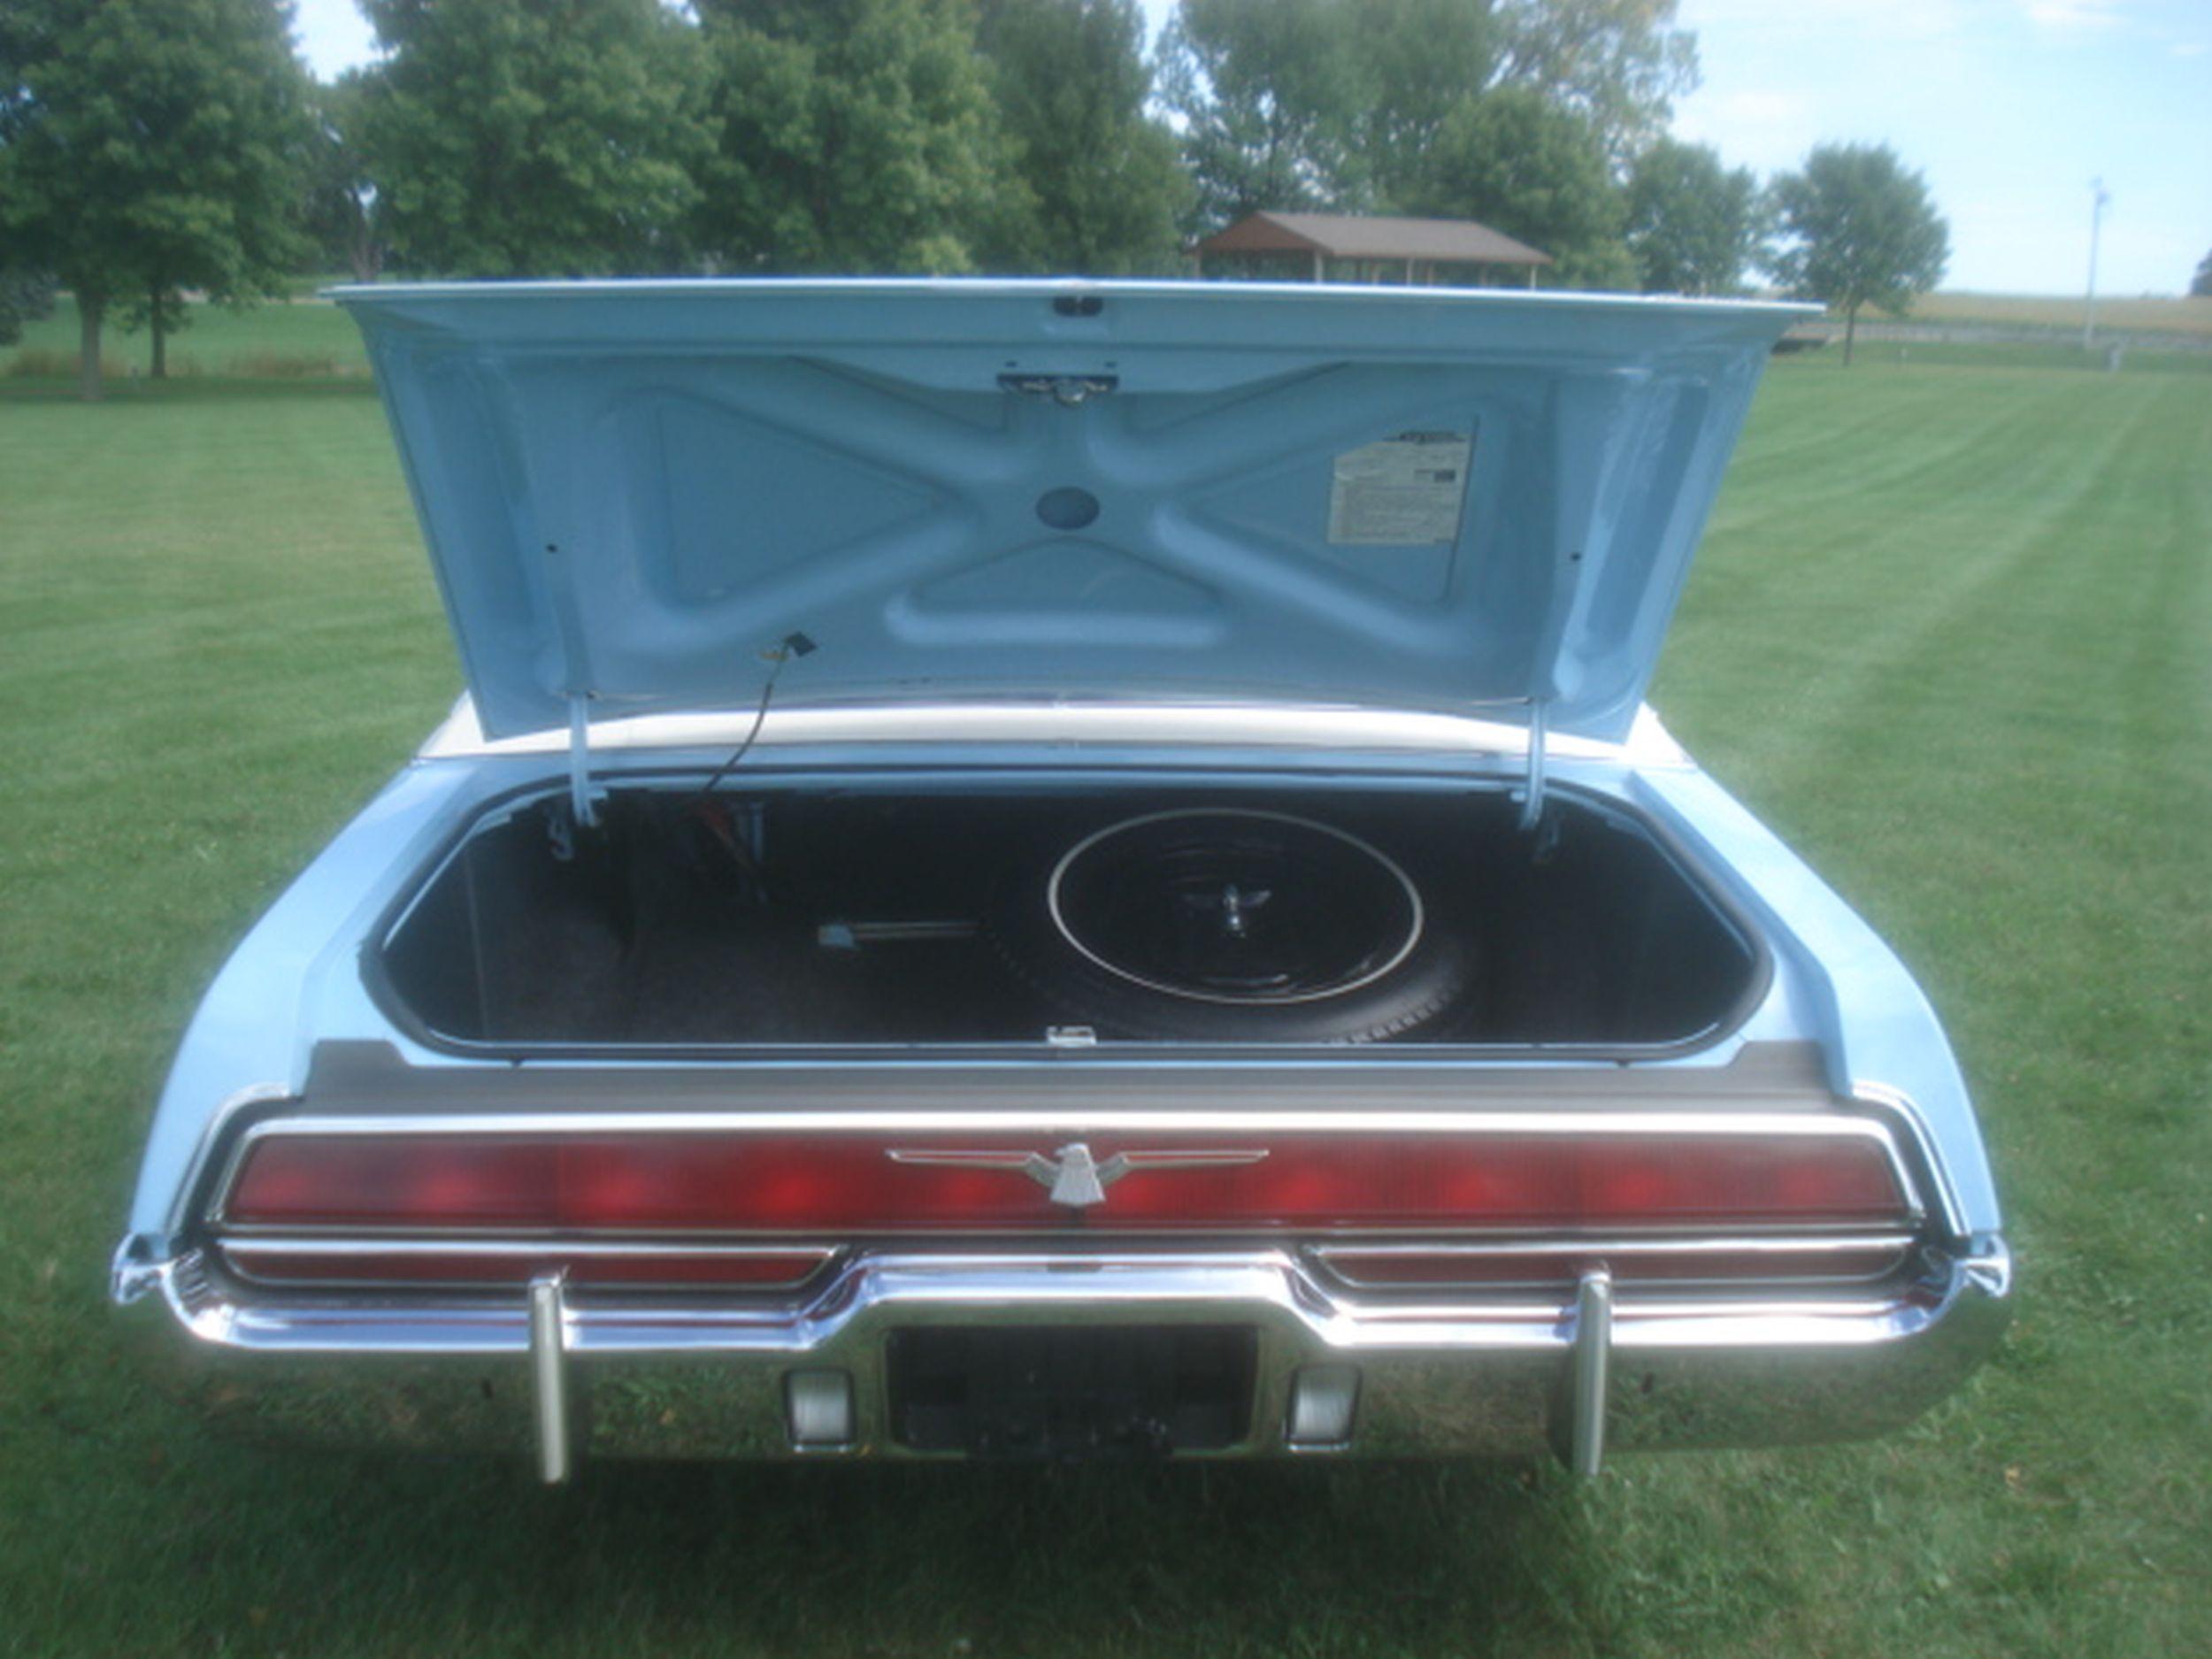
[292,0,2210,296]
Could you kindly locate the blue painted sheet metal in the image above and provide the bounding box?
[335,280,1802,742]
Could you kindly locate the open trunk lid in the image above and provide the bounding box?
[335,280,1801,745]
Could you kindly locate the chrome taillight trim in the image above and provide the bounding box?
[213,1237,841,1290]
[1308,1232,1920,1289]
[206,1108,1924,1233]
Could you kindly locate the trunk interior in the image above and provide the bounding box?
[376,779,1763,1052]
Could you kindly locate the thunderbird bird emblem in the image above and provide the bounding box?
[885,1142,1267,1209]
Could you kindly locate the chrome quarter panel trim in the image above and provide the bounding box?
[127,1236,2010,1463]
[1851,1081,1972,1241]
[142,1082,296,1259]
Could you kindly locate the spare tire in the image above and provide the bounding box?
[992,808,1470,1042]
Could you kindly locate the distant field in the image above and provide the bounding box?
[1914,289,2212,337]
[3,295,370,380]
[1789,335,2212,374]
[3,349,2209,1658]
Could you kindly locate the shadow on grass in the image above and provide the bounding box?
[97,1430,1610,1657]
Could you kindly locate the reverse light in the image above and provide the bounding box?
[786,1370,856,1449]
[1286,1364,1361,1448]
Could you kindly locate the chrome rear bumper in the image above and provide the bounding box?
[118,1238,2009,1478]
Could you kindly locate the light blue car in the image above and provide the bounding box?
[113,280,2007,1479]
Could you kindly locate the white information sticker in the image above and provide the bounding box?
[1327,430,1474,545]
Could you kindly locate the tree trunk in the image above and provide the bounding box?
[150,281,167,380]
[349,233,382,284]
[1843,303,1858,366]
[77,291,104,402]
[349,204,384,283]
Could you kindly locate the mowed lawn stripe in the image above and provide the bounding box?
[1669,365,2212,1644]
[1670,368,2154,792]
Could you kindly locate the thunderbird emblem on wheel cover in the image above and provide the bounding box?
[885,1142,1268,1208]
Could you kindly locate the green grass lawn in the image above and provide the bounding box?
[2,349,2208,1657]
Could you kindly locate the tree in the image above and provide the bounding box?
[0,0,311,396]
[1624,137,1762,295]
[357,0,710,276]
[976,0,1189,273]
[692,0,1016,273]
[1770,142,1948,365]
[2192,249,2212,298]
[1347,0,1500,209]
[1492,0,1698,161]
[0,271,56,347]
[1410,88,1632,288]
[1156,0,1698,231]
[1156,0,1370,230]
[303,75,383,282]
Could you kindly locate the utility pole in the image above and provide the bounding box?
[2082,178,2110,350]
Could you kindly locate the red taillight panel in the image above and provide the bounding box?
[223,1127,1912,1233]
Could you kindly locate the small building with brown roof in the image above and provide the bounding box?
[1194,211,1552,288]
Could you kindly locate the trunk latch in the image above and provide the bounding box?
[999,373,1118,407]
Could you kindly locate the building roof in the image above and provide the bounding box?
[1195,211,1551,266]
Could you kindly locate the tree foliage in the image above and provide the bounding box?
[977,0,1188,274]
[1156,0,1369,227]
[691,0,1015,273]
[1159,0,1697,259]
[357,0,710,277]
[1624,136,1761,295]
[2192,249,2212,299]
[0,0,311,394]
[1348,0,1501,208]
[1410,87,1632,287]
[1770,142,1948,364]
[1491,0,1696,161]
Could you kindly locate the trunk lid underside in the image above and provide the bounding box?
[335,280,1800,745]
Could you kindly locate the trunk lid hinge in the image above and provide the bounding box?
[1516,700,1549,832]
[540,538,604,832]
[566,694,602,830]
